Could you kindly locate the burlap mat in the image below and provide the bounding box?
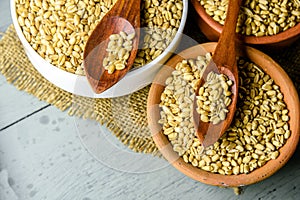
[0,23,300,156]
[0,25,158,154]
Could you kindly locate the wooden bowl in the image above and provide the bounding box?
[190,0,300,48]
[147,43,300,187]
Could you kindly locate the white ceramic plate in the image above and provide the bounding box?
[11,0,188,98]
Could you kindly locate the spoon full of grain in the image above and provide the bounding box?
[193,0,241,147]
[83,0,141,94]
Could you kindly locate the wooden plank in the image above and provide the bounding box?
[0,76,48,129]
[0,0,11,33]
[0,106,299,199]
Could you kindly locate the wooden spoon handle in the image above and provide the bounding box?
[212,0,242,71]
[107,0,141,26]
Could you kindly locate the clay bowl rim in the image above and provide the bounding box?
[190,0,300,45]
[147,42,300,187]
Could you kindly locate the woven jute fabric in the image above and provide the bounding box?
[0,25,158,154]
[0,24,300,155]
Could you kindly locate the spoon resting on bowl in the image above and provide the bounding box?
[193,0,241,148]
[83,0,141,94]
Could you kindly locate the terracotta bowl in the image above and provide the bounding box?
[190,0,300,47]
[147,42,300,187]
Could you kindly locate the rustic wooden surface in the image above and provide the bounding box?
[0,0,299,199]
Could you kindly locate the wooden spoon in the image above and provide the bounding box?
[193,0,241,147]
[83,0,141,94]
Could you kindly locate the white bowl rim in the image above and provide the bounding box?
[10,0,188,98]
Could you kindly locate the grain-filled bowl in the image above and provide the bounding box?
[11,0,188,98]
[191,0,300,47]
[147,42,300,187]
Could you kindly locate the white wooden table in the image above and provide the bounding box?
[0,0,299,199]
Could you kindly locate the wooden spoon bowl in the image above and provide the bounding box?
[147,42,300,187]
[84,0,141,94]
[193,62,238,148]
